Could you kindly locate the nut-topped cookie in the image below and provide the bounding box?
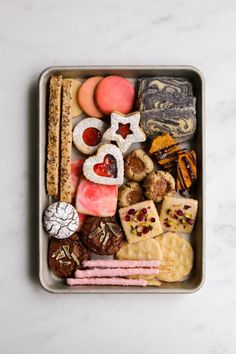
[81,216,124,255]
[160,196,198,233]
[48,234,91,278]
[119,200,163,244]
[143,171,175,202]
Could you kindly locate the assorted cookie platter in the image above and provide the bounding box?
[39,66,204,293]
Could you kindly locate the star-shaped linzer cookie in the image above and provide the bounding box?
[103,111,146,153]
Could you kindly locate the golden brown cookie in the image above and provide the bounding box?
[46,75,62,196]
[124,149,154,182]
[143,171,175,203]
[118,182,144,208]
[116,237,163,261]
[60,79,72,202]
[156,232,194,282]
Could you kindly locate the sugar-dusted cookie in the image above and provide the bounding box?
[76,177,118,217]
[60,79,73,203]
[102,111,146,153]
[43,202,79,239]
[95,75,135,115]
[116,237,163,261]
[83,143,124,185]
[143,171,175,203]
[46,75,62,196]
[64,78,83,117]
[81,216,124,255]
[124,149,154,182]
[48,234,91,278]
[77,76,104,118]
[73,118,107,155]
[156,232,194,282]
[160,196,198,233]
[119,200,163,244]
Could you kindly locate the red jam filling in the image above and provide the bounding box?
[116,123,132,139]
[82,127,102,147]
[93,154,117,178]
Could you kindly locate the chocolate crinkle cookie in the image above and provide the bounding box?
[81,216,124,255]
[48,234,91,278]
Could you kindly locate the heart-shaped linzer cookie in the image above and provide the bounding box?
[83,144,124,185]
[94,154,117,178]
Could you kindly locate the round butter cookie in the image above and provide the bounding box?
[156,232,193,282]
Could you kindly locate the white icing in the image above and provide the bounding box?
[43,202,79,239]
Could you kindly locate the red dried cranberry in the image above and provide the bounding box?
[173,215,178,220]
[184,205,191,210]
[142,208,148,214]
[164,222,171,228]
[150,217,156,222]
[143,226,149,234]
[188,219,194,225]
[128,208,135,215]
[177,210,184,216]
[164,217,169,221]
[138,214,144,221]
[125,214,131,221]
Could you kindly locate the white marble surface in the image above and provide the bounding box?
[1,0,236,353]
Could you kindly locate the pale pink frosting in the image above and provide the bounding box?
[82,260,160,268]
[75,267,159,278]
[67,277,147,286]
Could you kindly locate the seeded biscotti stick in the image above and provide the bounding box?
[60,79,73,202]
[46,75,62,196]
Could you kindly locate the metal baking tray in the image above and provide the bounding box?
[38,65,205,294]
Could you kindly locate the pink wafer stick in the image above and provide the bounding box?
[82,260,160,268]
[75,267,159,278]
[67,277,148,286]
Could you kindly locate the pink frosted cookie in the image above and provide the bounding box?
[95,75,135,115]
[77,77,104,118]
[75,267,159,278]
[75,177,118,217]
[71,159,84,198]
[82,259,161,268]
[67,277,147,286]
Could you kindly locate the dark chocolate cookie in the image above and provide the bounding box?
[48,234,91,278]
[81,216,124,255]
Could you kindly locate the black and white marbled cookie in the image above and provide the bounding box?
[138,89,196,113]
[43,202,79,239]
[138,76,193,96]
[140,108,196,142]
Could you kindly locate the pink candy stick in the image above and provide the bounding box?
[75,267,159,278]
[82,260,160,268]
[67,277,148,286]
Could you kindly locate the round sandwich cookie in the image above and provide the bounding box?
[43,202,79,239]
[95,75,135,115]
[73,118,107,155]
[48,234,91,278]
[81,216,124,255]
